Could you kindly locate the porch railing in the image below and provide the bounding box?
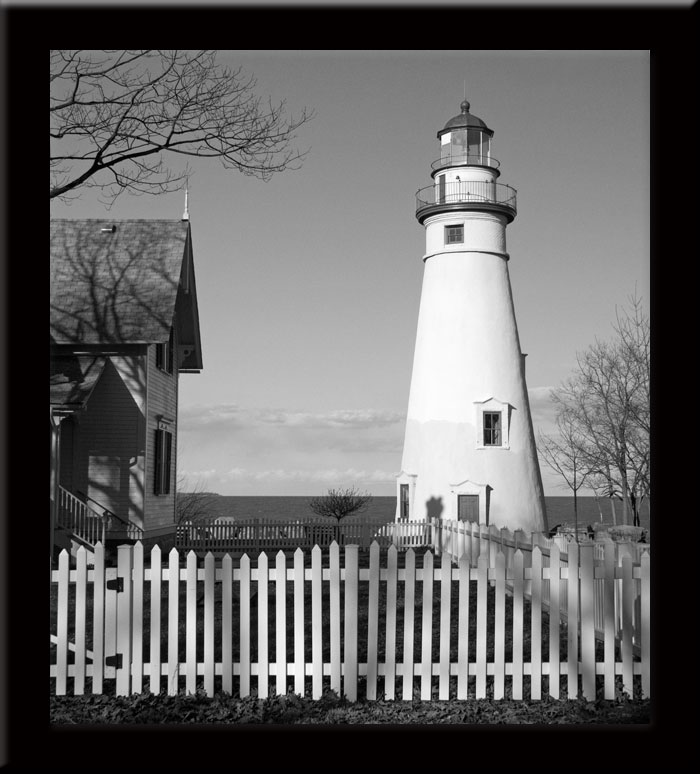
[56,486,107,547]
[57,486,144,546]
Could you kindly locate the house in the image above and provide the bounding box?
[50,218,203,562]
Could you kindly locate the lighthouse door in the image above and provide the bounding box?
[458,494,479,524]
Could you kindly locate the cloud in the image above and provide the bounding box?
[179,403,405,431]
[177,402,406,494]
[218,467,397,484]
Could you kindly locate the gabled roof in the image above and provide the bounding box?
[50,220,200,356]
[50,354,107,409]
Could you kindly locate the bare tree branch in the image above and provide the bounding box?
[544,293,650,526]
[50,50,314,205]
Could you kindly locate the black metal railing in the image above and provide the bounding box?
[416,180,517,220]
[431,153,500,172]
[76,489,144,541]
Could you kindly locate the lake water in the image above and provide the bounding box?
[195,495,651,534]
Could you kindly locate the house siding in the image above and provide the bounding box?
[144,330,179,536]
[69,354,146,525]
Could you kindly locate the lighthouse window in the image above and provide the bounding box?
[483,412,502,446]
[445,224,464,245]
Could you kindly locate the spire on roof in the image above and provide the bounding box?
[182,183,190,221]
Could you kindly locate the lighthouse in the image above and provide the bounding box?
[396,100,547,533]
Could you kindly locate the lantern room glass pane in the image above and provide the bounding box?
[449,129,468,161]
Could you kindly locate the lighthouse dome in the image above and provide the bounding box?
[438,100,493,138]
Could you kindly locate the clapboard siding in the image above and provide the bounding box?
[71,356,146,524]
[144,333,179,534]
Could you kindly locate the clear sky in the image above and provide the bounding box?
[49,50,650,497]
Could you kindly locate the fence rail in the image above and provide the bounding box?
[51,538,650,703]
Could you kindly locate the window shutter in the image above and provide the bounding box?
[155,343,163,370]
[154,429,163,494]
[164,431,172,494]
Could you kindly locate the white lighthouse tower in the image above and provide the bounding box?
[396,100,547,533]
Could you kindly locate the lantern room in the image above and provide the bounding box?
[434,100,496,172]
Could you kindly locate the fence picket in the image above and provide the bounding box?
[530,547,542,700]
[438,553,451,700]
[221,553,233,695]
[256,552,268,698]
[185,551,197,695]
[148,545,161,694]
[240,553,251,697]
[640,552,651,698]
[475,553,488,699]
[566,543,579,699]
[55,550,69,695]
[329,542,341,695]
[366,541,380,700]
[420,551,434,700]
[116,544,133,696]
[131,542,145,695]
[203,552,215,696]
[293,548,305,696]
[579,544,596,700]
[512,550,524,700]
[402,549,416,700]
[275,551,287,695]
[74,547,88,695]
[548,543,561,699]
[104,561,118,684]
[620,554,634,696]
[92,543,106,694]
[167,548,179,695]
[311,546,323,699]
[384,545,398,700]
[494,550,506,700]
[457,553,470,699]
[602,541,616,699]
[344,544,359,701]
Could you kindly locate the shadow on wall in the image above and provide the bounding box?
[426,496,443,520]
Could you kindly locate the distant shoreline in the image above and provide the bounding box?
[184,494,650,534]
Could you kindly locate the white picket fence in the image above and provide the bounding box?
[50,537,650,702]
[176,517,432,554]
[434,520,650,648]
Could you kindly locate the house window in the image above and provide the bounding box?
[445,224,464,245]
[483,412,502,446]
[156,328,174,375]
[154,428,172,495]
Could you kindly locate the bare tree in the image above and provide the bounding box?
[308,487,373,524]
[538,410,593,538]
[50,50,313,205]
[176,473,219,526]
[548,294,650,526]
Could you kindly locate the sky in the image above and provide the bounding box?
[49,50,650,498]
